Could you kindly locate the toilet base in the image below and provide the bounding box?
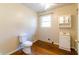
[23,47,32,54]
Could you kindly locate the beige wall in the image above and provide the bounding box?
[0,4,37,54]
[37,4,77,49]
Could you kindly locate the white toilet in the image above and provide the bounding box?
[19,33,33,54]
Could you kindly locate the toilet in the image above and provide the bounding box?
[19,33,33,54]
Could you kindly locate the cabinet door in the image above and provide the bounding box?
[59,16,65,24]
[65,16,71,24]
[59,36,70,51]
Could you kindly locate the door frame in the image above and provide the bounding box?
[77,4,79,54]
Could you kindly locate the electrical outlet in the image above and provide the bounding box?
[48,38,50,40]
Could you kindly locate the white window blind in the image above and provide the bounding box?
[40,15,51,27]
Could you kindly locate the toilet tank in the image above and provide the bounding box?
[19,33,29,43]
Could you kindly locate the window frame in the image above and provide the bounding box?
[40,15,51,28]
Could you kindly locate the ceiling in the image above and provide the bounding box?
[22,3,70,13]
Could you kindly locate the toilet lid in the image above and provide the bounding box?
[23,41,32,45]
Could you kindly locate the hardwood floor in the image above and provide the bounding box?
[11,40,78,55]
[11,49,26,55]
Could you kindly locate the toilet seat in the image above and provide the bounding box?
[23,41,32,46]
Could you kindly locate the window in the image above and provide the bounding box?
[40,15,51,27]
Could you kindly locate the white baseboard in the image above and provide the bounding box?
[54,42,59,45]
[74,48,78,52]
[6,47,22,55]
[33,40,38,43]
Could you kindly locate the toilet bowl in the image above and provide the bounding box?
[22,41,32,54]
[19,33,33,54]
[23,41,32,47]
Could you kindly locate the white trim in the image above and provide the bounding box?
[54,42,59,45]
[6,47,22,55]
[74,48,78,52]
[78,5,79,54]
[33,40,38,43]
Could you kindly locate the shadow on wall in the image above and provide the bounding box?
[0,4,37,54]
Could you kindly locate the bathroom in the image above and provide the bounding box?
[0,3,78,55]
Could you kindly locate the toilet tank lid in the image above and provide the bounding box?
[23,41,32,45]
[19,33,27,36]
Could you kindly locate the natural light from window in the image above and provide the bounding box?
[40,15,51,28]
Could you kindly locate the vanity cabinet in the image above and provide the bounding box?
[59,15,71,51]
[59,32,71,51]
